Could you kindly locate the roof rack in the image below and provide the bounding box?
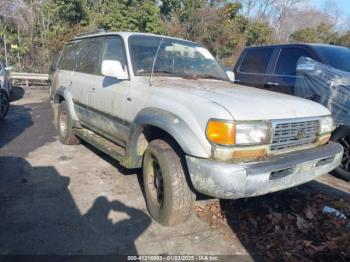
[74,29,106,38]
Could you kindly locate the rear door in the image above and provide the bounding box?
[234,47,274,88]
[266,46,318,95]
[54,41,80,98]
[71,37,104,126]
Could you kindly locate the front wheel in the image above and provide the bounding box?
[331,126,350,181]
[143,139,195,226]
[0,90,9,120]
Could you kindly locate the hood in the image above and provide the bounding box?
[153,78,330,121]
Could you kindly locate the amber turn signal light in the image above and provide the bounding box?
[207,121,236,145]
[318,134,331,146]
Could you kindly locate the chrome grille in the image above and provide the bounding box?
[271,120,319,151]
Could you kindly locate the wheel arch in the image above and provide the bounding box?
[122,108,209,168]
[52,87,81,128]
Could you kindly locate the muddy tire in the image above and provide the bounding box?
[0,90,9,120]
[143,139,195,226]
[57,101,80,145]
[331,126,350,181]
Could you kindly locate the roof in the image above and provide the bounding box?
[71,31,193,43]
[244,43,347,50]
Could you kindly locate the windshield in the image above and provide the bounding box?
[316,45,350,72]
[129,35,228,81]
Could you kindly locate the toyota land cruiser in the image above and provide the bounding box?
[51,32,343,225]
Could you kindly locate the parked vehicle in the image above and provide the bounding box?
[233,44,350,180]
[50,33,343,225]
[0,61,12,119]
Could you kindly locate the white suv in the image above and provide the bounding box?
[50,32,343,225]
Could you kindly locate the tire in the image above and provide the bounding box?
[57,101,80,145]
[331,126,350,181]
[142,139,195,226]
[0,90,9,120]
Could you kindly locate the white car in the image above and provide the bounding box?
[51,32,343,225]
[0,62,12,119]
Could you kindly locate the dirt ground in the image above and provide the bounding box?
[0,86,349,260]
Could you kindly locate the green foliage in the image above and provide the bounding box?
[246,22,273,46]
[55,0,85,24]
[94,0,164,33]
[160,0,184,20]
[290,23,338,44]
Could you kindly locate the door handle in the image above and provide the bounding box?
[90,87,96,92]
[265,82,279,87]
[68,81,72,88]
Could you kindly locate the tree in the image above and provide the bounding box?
[290,23,338,44]
[95,0,164,33]
[55,0,85,24]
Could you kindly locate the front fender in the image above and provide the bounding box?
[124,108,209,168]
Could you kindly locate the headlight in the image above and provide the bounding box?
[319,116,333,134]
[206,120,271,146]
[235,122,271,145]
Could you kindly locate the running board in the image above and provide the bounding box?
[73,127,126,161]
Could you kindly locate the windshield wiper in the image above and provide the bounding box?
[140,70,178,76]
[195,75,224,81]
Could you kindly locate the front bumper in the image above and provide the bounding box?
[186,142,343,199]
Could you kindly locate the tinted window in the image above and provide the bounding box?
[275,47,313,76]
[76,38,103,74]
[101,37,127,69]
[316,46,350,72]
[60,42,80,71]
[239,48,273,74]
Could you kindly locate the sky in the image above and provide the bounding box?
[311,0,350,17]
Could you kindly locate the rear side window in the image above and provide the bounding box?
[275,47,314,76]
[76,38,103,75]
[60,42,80,71]
[239,48,273,74]
[101,37,127,69]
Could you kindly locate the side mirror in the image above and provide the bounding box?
[101,60,128,80]
[226,71,235,82]
[4,66,13,71]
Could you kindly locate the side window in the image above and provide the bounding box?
[76,38,103,75]
[275,48,314,76]
[101,37,127,69]
[239,48,273,74]
[60,42,79,71]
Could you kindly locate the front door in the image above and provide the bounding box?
[265,47,317,95]
[86,36,131,146]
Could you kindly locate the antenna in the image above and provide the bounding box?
[149,37,164,86]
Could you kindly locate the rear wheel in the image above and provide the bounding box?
[0,90,9,120]
[57,101,80,145]
[143,139,195,226]
[331,126,350,181]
